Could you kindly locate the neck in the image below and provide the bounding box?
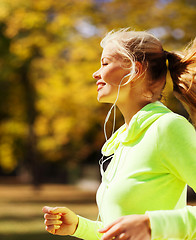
[117,100,149,129]
[113,75,153,128]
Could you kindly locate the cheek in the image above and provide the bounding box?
[103,66,125,86]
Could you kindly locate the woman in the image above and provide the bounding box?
[43,28,196,240]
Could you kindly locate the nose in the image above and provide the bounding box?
[92,69,101,80]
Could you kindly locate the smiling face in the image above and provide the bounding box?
[93,44,131,103]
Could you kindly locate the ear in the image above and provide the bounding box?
[129,61,144,86]
[135,61,143,76]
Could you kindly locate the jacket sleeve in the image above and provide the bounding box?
[147,114,196,239]
[146,206,196,239]
[72,215,103,240]
[157,114,196,191]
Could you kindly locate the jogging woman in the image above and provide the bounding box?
[43,28,196,240]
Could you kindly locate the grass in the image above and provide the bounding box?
[0,184,98,240]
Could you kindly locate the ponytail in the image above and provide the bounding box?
[165,39,196,126]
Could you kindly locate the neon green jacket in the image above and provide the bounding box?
[73,101,196,240]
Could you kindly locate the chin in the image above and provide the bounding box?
[97,94,115,104]
[97,95,105,103]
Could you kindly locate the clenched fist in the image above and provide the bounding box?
[43,206,79,236]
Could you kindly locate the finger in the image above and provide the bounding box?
[43,206,54,213]
[45,219,63,226]
[53,225,61,231]
[45,225,56,234]
[50,207,70,214]
[101,225,122,240]
[43,206,69,215]
[44,213,62,220]
[99,218,122,233]
[116,233,128,240]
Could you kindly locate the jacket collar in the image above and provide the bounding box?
[102,101,171,156]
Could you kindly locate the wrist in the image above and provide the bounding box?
[144,214,151,236]
[72,215,79,235]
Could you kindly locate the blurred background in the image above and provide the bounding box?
[0,0,195,239]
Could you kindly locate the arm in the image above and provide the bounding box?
[157,114,196,192]
[96,207,196,240]
[147,114,196,239]
[147,206,196,239]
[72,216,103,240]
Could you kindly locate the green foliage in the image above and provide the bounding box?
[0,0,195,182]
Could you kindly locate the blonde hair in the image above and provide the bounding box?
[101,28,196,125]
[166,41,196,125]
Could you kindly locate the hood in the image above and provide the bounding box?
[102,101,171,156]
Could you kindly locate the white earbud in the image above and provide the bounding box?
[120,68,139,86]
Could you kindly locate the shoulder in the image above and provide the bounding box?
[156,112,194,133]
[155,112,196,144]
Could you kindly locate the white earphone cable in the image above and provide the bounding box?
[103,73,130,141]
[95,73,131,239]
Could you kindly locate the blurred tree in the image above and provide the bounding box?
[0,0,195,184]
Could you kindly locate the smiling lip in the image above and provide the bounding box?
[96,80,106,91]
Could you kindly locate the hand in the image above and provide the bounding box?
[42,206,79,236]
[99,214,151,240]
